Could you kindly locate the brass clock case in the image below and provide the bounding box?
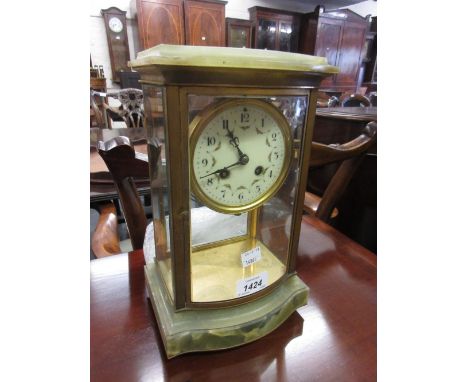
[189,98,292,214]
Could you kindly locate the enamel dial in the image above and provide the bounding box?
[190,99,292,214]
[108,17,123,33]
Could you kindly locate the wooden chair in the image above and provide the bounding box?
[92,124,376,256]
[303,121,377,223]
[339,93,371,107]
[104,88,146,128]
[316,91,331,108]
[91,136,155,257]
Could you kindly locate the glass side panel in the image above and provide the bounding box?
[257,19,276,50]
[142,85,174,301]
[187,94,308,303]
[256,96,307,267]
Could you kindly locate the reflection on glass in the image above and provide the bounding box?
[279,22,296,52]
[230,27,248,48]
[257,19,276,50]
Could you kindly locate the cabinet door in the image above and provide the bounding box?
[228,25,252,48]
[315,18,342,88]
[184,0,225,46]
[335,22,366,88]
[256,18,277,50]
[278,21,297,52]
[137,0,185,49]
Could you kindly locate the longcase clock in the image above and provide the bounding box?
[101,7,131,82]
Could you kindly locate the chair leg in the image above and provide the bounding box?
[316,155,365,223]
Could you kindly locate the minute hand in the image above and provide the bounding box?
[200,159,244,179]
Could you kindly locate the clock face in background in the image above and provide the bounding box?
[108,17,123,33]
[190,99,292,214]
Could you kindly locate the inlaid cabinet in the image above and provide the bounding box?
[184,0,227,46]
[133,0,226,49]
[134,0,185,49]
[299,6,368,92]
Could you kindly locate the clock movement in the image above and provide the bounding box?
[129,44,338,358]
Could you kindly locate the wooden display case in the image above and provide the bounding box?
[225,18,253,48]
[299,6,369,93]
[183,0,227,46]
[134,0,185,49]
[249,6,301,52]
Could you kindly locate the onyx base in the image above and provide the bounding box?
[145,262,309,359]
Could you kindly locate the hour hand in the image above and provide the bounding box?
[225,125,246,158]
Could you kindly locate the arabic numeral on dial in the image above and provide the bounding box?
[241,112,249,123]
[238,193,244,200]
[207,178,213,186]
[269,169,273,178]
[256,185,261,192]
[207,136,216,146]
[201,158,208,166]
[271,132,277,141]
[221,189,226,198]
[273,151,279,160]
[223,120,228,130]
[261,118,264,127]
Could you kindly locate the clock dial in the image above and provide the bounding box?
[109,17,123,33]
[190,99,291,213]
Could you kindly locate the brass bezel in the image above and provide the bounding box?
[189,98,293,214]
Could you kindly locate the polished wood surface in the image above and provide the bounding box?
[135,0,185,49]
[303,191,338,219]
[314,107,377,143]
[184,0,226,46]
[299,7,368,93]
[308,122,376,222]
[91,214,376,381]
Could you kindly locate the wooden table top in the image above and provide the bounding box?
[90,215,376,381]
[316,107,377,121]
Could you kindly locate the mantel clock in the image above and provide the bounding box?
[129,45,338,358]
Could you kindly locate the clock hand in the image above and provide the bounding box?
[200,157,249,179]
[225,125,248,160]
